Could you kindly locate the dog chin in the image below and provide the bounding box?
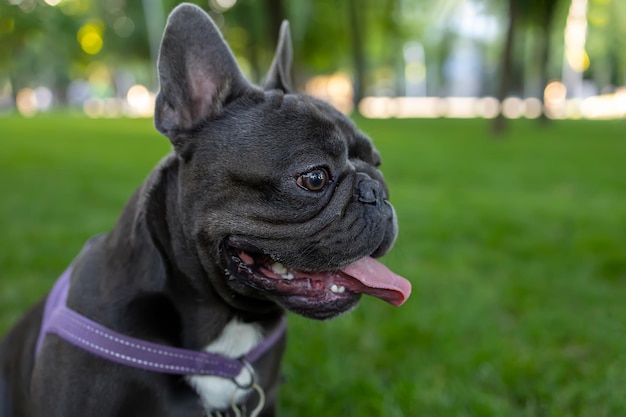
[221,240,365,319]
[273,294,361,320]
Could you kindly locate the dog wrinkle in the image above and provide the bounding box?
[185,319,263,412]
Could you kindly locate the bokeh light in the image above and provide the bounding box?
[77,21,104,55]
[83,97,104,118]
[544,81,567,102]
[3,0,624,122]
[16,88,37,117]
[33,86,53,111]
[113,16,135,38]
[502,97,523,119]
[305,73,353,114]
[523,98,543,119]
[210,0,237,12]
[126,84,155,117]
[14,86,53,116]
[565,49,590,72]
[474,97,500,119]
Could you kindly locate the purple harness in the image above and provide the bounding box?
[35,259,287,379]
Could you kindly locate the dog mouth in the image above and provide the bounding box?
[223,241,411,316]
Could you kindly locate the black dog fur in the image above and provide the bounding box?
[0,4,401,416]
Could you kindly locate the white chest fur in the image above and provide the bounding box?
[186,319,263,412]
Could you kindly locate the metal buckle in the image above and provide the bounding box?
[229,383,265,417]
[228,359,265,417]
[232,359,256,389]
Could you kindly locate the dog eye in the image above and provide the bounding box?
[296,168,330,192]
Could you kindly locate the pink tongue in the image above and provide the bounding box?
[340,257,411,306]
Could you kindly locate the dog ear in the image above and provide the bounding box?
[154,4,251,138]
[263,21,293,92]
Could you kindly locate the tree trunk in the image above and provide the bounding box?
[538,2,557,124]
[9,74,18,107]
[348,0,366,112]
[237,1,264,83]
[492,0,518,135]
[262,0,286,47]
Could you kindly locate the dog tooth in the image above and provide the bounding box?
[330,284,346,294]
[281,272,294,280]
[272,262,287,275]
[272,262,288,275]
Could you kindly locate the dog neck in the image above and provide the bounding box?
[66,154,282,350]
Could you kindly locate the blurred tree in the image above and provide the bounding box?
[270,0,404,102]
[524,0,563,124]
[492,0,566,134]
[0,2,82,102]
[0,2,39,100]
[221,0,286,84]
[2,0,625,117]
[262,0,286,47]
[492,0,518,134]
[224,0,266,83]
[586,0,626,89]
[348,0,365,106]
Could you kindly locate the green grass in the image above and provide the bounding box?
[1,115,625,416]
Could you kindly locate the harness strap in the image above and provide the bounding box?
[35,257,287,379]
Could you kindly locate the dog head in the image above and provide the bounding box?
[153,4,410,320]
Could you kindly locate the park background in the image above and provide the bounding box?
[1,0,625,415]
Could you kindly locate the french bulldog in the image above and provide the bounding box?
[0,3,411,416]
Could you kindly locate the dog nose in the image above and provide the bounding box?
[356,173,383,205]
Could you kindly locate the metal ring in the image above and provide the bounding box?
[232,358,256,389]
[248,383,266,417]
